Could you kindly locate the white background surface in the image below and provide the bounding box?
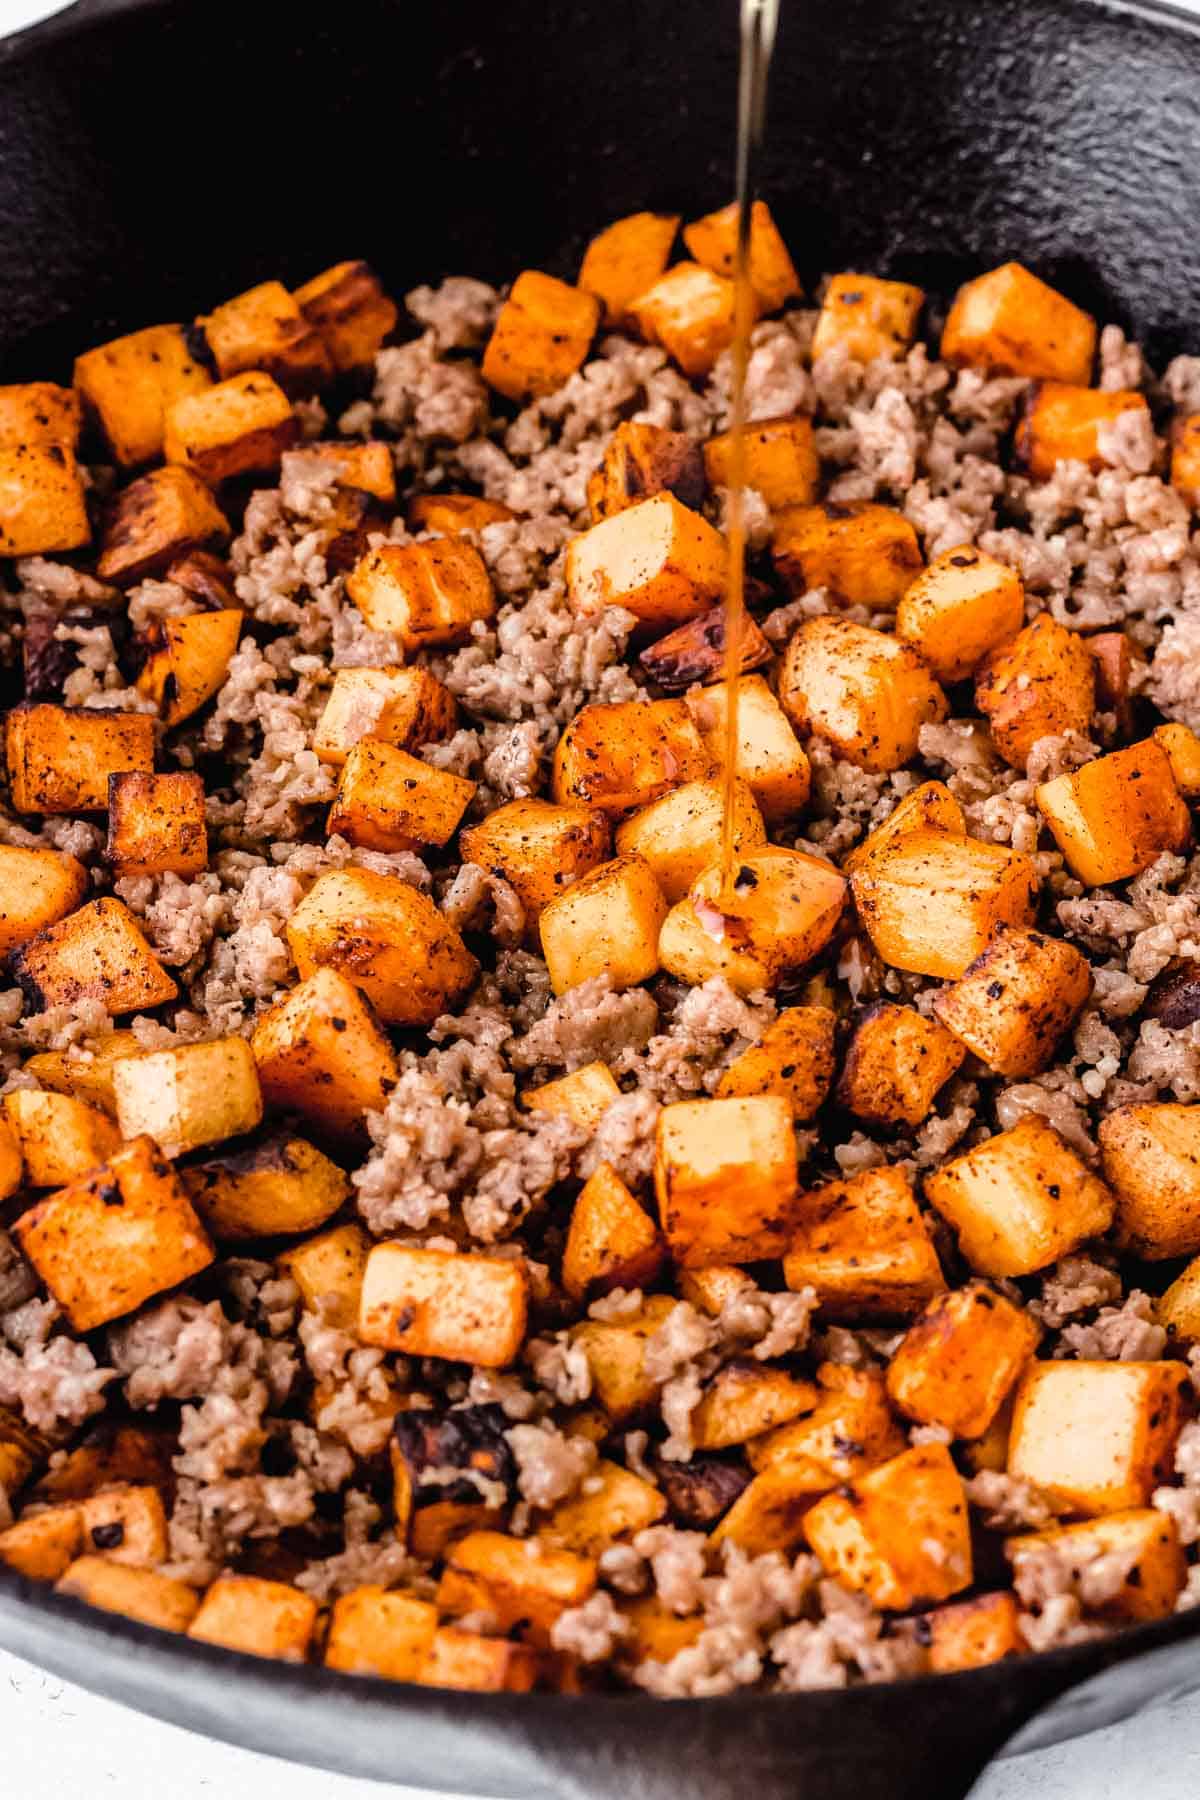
[4,0,1200,1793]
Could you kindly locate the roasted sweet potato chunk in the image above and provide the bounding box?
[7,704,154,815]
[1036,739,1191,885]
[294,261,397,372]
[578,212,680,325]
[886,1284,1040,1439]
[941,262,1097,384]
[773,502,923,608]
[407,492,513,535]
[1016,382,1150,480]
[184,1133,349,1242]
[1153,720,1200,798]
[896,546,1024,684]
[107,771,207,878]
[482,271,600,401]
[655,1095,799,1267]
[779,617,946,773]
[134,607,243,727]
[544,1459,666,1556]
[1008,1359,1188,1516]
[0,443,90,557]
[562,1162,665,1300]
[570,1296,678,1423]
[97,467,230,588]
[1099,1102,1200,1260]
[56,1557,200,1632]
[843,780,964,875]
[567,493,726,630]
[811,273,925,363]
[525,1061,620,1132]
[552,698,711,816]
[325,1587,438,1681]
[0,1505,84,1581]
[78,1484,169,1569]
[685,674,810,820]
[164,371,297,485]
[189,1576,318,1661]
[312,666,456,767]
[659,845,847,994]
[11,897,178,1015]
[0,845,88,958]
[24,1031,140,1119]
[416,1628,539,1693]
[112,1037,263,1160]
[327,737,475,853]
[837,1002,966,1129]
[615,776,765,902]
[704,414,818,511]
[539,854,667,994]
[75,322,211,466]
[691,1362,817,1451]
[784,1165,945,1321]
[628,262,747,378]
[587,421,706,522]
[717,1004,836,1120]
[0,381,80,450]
[278,1220,371,1328]
[195,280,331,394]
[1008,1511,1185,1623]
[803,1444,972,1609]
[460,798,610,938]
[3,1088,119,1187]
[923,1592,1023,1673]
[359,1244,529,1367]
[251,965,397,1137]
[347,538,495,650]
[850,828,1040,980]
[975,615,1096,770]
[933,924,1093,1078]
[683,200,800,311]
[438,1530,596,1648]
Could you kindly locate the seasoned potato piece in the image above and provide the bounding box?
[975,615,1096,769]
[74,322,211,466]
[704,415,818,511]
[325,1586,438,1681]
[1153,720,1200,798]
[482,271,600,401]
[409,492,516,535]
[31,1422,174,1507]
[570,1295,677,1423]
[779,617,947,773]
[164,371,297,485]
[562,1162,666,1302]
[783,1165,945,1321]
[416,1627,539,1693]
[659,846,847,994]
[545,1459,666,1557]
[286,868,477,1028]
[134,607,243,727]
[278,1221,371,1329]
[923,1592,1023,1674]
[78,1484,168,1569]
[24,1031,140,1119]
[933,924,1093,1078]
[716,1004,837,1121]
[941,262,1097,384]
[641,607,771,699]
[773,502,923,608]
[0,1505,83,1581]
[837,1002,966,1129]
[0,1115,21,1203]
[107,771,207,878]
[896,546,1024,684]
[359,1244,528,1367]
[0,443,90,557]
[0,381,81,450]
[1170,413,1200,508]
[15,1135,214,1331]
[112,1038,263,1159]
[326,738,475,852]
[298,440,396,503]
[843,780,964,875]
[1008,1511,1185,1624]
[460,798,610,939]
[1016,383,1150,480]
[566,493,726,631]
[294,261,397,372]
[578,211,680,325]
[188,1576,318,1661]
[438,1531,596,1648]
[850,828,1040,979]
[525,1062,620,1132]
[195,280,330,393]
[587,421,706,523]
[346,538,495,651]
[1099,1102,1200,1259]
[0,845,88,957]
[96,465,230,587]
[1035,739,1191,885]
[925,1116,1114,1278]
[683,200,800,311]
[7,704,155,814]
[539,855,666,995]
[685,674,811,821]
[3,1089,119,1186]
[679,1264,757,1316]
[251,965,397,1137]
[691,1362,817,1451]
[655,1095,799,1267]
[11,897,178,1015]
[803,1444,972,1608]
[886,1284,1040,1439]
[313,667,456,768]
[616,776,765,902]
[56,1557,200,1632]
[1086,629,1142,733]
[709,1463,829,1556]
[628,262,746,378]
[1008,1360,1189,1516]
[183,1134,347,1242]
[0,1408,53,1497]
[811,273,925,363]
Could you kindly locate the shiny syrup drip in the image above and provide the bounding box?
[718,0,781,903]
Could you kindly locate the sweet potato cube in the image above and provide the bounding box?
[924,1116,1114,1278]
[704,414,818,511]
[78,1484,168,1569]
[0,1115,20,1203]
[482,270,600,401]
[615,776,765,902]
[325,1587,438,1680]
[1085,629,1141,733]
[1099,1102,1200,1260]
[578,211,681,325]
[683,200,800,312]
[1170,412,1200,507]
[251,965,397,1136]
[843,780,964,875]
[780,616,946,773]
[106,771,207,878]
[285,868,476,1028]
[685,674,810,821]
[278,1220,370,1328]
[196,280,331,394]
[11,897,178,1015]
[1008,1359,1189,1516]
[112,1037,262,1159]
[294,261,397,372]
[0,1505,84,1580]
[0,443,90,556]
[544,1459,666,1557]
[0,381,80,450]
[678,1263,757,1316]
[346,538,495,651]
[658,846,847,994]
[1008,1511,1185,1623]
[783,1165,945,1321]
[975,614,1097,770]
[717,1004,836,1121]
[773,502,923,609]
[539,854,666,994]
[326,738,475,853]
[164,372,297,485]
[850,828,1040,980]
[183,1134,349,1243]
[416,1627,539,1693]
[525,1062,620,1132]
[639,604,771,693]
[312,667,455,766]
[811,273,925,363]
[587,420,706,523]
[837,1002,966,1129]
[562,1161,665,1301]
[1035,739,1191,885]
[570,1295,676,1422]
[0,845,87,957]
[924,1592,1023,1673]
[1157,1256,1200,1342]
[896,546,1024,684]
[359,1244,528,1367]
[291,440,396,505]
[886,1283,1040,1439]
[3,1089,120,1186]
[0,1408,48,1496]
[188,1576,318,1661]
[709,1464,827,1557]
[56,1557,200,1632]
[1153,721,1200,798]
[74,323,211,466]
[438,1532,596,1648]
[24,1030,140,1119]
[803,1444,972,1608]
[30,1422,174,1506]
[566,493,726,631]
[7,704,154,815]
[460,798,610,937]
[933,924,1092,1079]
[941,262,1097,384]
[628,262,746,378]
[96,466,230,586]
[134,607,243,726]
[691,1363,817,1452]
[1016,383,1150,481]
[655,1094,798,1267]
[14,1135,214,1331]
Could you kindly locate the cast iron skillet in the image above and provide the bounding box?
[3,0,1200,1794]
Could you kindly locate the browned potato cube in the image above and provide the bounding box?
[1170,413,1200,507]
[0,381,81,450]
[587,420,706,523]
[639,604,772,694]
[188,1575,318,1661]
[1016,382,1150,480]
[1008,1511,1186,1623]
[112,1037,262,1159]
[7,704,154,815]
[975,614,1097,770]
[546,1460,666,1559]
[704,414,818,511]
[164,372,298,485]
[459,798,610,939]
[359,1243,528,1367]
[566,493,726,631]
[134,607,243,727]
[438,1531,596,1648]
[312,667,455,767]
[325,1587,438,1681]
[1153,721,1200,798]
[0,1115,21,1203]
[539,854,667,994]
[23,1030,140,1119]
[941,262,1097,383]
[811,273,925,363]
[691,1363,817,1452]
[925,1116,1114,1278]
[896,546,1024,684]
[1008,1359,1189,1516]
[106,771,207,878]
[570,1295,676,1422]
[278,1220,370,1328]
[0,845,88,957]
[658,846,847,994]
[578,211,681,325]
[749,1362,906,1481]
[1035,739,1191,886]
[74,323,211,466]
[184,1134,348,1243]
[685,673,810,820]
[783,1165,945,1321]
[11,897,178,1015]
[56,1556,200,1631]
[850,828,1040,979]
[683,200,801,311]
[1157,1257,1200,1342]
[779,617,947,773]
[251,965,397,1137]
[717,1004,836,1120]
[628,262,747,377]
[3,1088,119,1186]
[416,1627,539,1693]
[482,271,600,401]
[773,502,923,608]
[886,1283,1040,1439]
[678,1263,756,1316]
[615,776,765,902]
[0,443,90,556]
[31,1422,174,1506]
[196,280,331,394]
[803,1444,972,1608]
[923,1592,1023,1673]
[934,923,1093,1078]
[709,1463,829,1556]
[286,867,477,1027]
[0,1505,84,1580]
[655,1094,798,1267]
[96,466,230,586]
[562,1161,666,1301]
[15,1135,214,1331]
[294,261,397,372]
[843,780,964,875]
[297,440,396,503]
[1085,629,1141,734]
[325,738,474,853]
[78,1484,168,1568]
[1099,1102,1200,1260]
[837,1002,966,1129]
[0,1409,53,1497]
[525,1062,620,1132]
[346,539,495,651]
[407,492,514,535]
